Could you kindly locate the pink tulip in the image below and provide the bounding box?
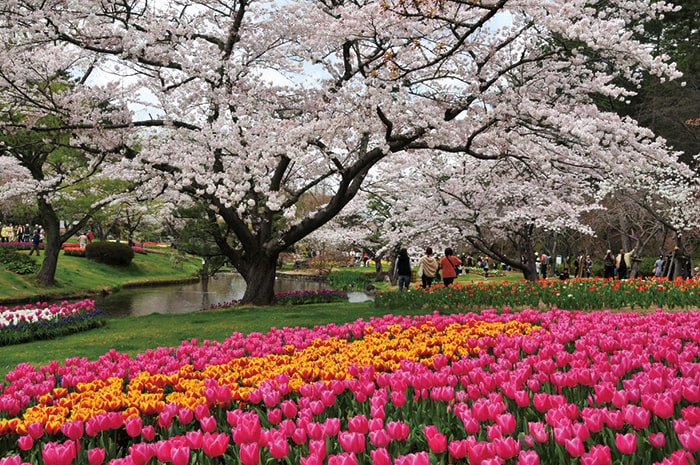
[26,421,45,440]
[177,408,194,425]
[128,443,153,465]
[327,452,358,465]
[0,456,22,465]
[60,420,84,440]
[624,405,651,430]
[648,432,666,448]
[267,431,289,459]
[338,431,366,454]
[305,421,325,440]
[448,439,469,460]
[496,413,516,435]
[239,442,260,465]
[348,414,369,434]
[564,437,585,457]
[394,451,429,465]
[301,454,323,465]
[194,404,211,420]
[678,425,700,453]
[324,417,341,437]
[142,425,156,441]
[42,441,77,465]
[292,428,307,445]
[391,389,407,407]
[386,421,410,441]
[369,429,391,447]
[370,448,392,465]
[87,448,106,465]
[308,439,327,459]
[281,400,298,418]
[467,441,494,464]
[267,408,282,425]
[517,450,540,465]
[202,432,229,457]
[17,435,34,451]
[615,433,637,454]
[170,446,190,465]
[125,416,143,438]
[155,440,173,462]
[580,444,611,465]
[232,413,262,444]
[528,422,549,443]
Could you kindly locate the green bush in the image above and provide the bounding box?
[0,247,40,274]
[85,241,135,266]
[327,269,373,290]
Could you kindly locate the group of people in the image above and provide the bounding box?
[0,222,37,243]
[395,247,464,291]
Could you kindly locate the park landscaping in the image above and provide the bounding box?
[1,275,700,464]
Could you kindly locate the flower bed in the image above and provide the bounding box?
[1,308,700,464]
[376,277,700,311]
[0,300,105,346]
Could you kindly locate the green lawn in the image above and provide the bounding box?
[0,249,202,303]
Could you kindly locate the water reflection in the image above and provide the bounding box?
[93,273,371,318]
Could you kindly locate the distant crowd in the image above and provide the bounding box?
[0,222,39,243]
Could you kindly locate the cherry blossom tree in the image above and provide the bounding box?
[0,0,692,303]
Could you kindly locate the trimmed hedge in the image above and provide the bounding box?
[85,241,135,266]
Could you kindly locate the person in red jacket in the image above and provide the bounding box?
[440,247,462,286]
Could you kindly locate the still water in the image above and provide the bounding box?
[93,273,371,318]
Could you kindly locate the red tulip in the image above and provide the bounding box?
[615,433,637,454]
[87,447,106,465]
[203,432,229,457]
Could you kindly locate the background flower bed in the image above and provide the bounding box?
[0,300,105,346]
[1,309,700,465]
[376,277,700,311]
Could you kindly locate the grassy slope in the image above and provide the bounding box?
[0,249,202,303]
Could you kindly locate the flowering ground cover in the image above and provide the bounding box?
[1,307,700,465]
[0,300,105,347]
[376,277,700,311]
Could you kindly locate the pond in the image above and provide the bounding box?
[93,273,372,318]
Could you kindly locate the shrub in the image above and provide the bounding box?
[85,241,135,266]
[0,247,40,274]
[327,269,373,290]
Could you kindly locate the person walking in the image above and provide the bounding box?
[440,247,462,287]
[395,248,413,292]
[417,247,439,289]
[654,255,665,277]
[28,225,42,256]
[603,250,615,279]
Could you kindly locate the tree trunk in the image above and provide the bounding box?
[240,253,278,305]
[35,202,61,287]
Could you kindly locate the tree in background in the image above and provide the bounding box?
[0,0,693,303]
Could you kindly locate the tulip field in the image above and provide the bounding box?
[2,296,700,464]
